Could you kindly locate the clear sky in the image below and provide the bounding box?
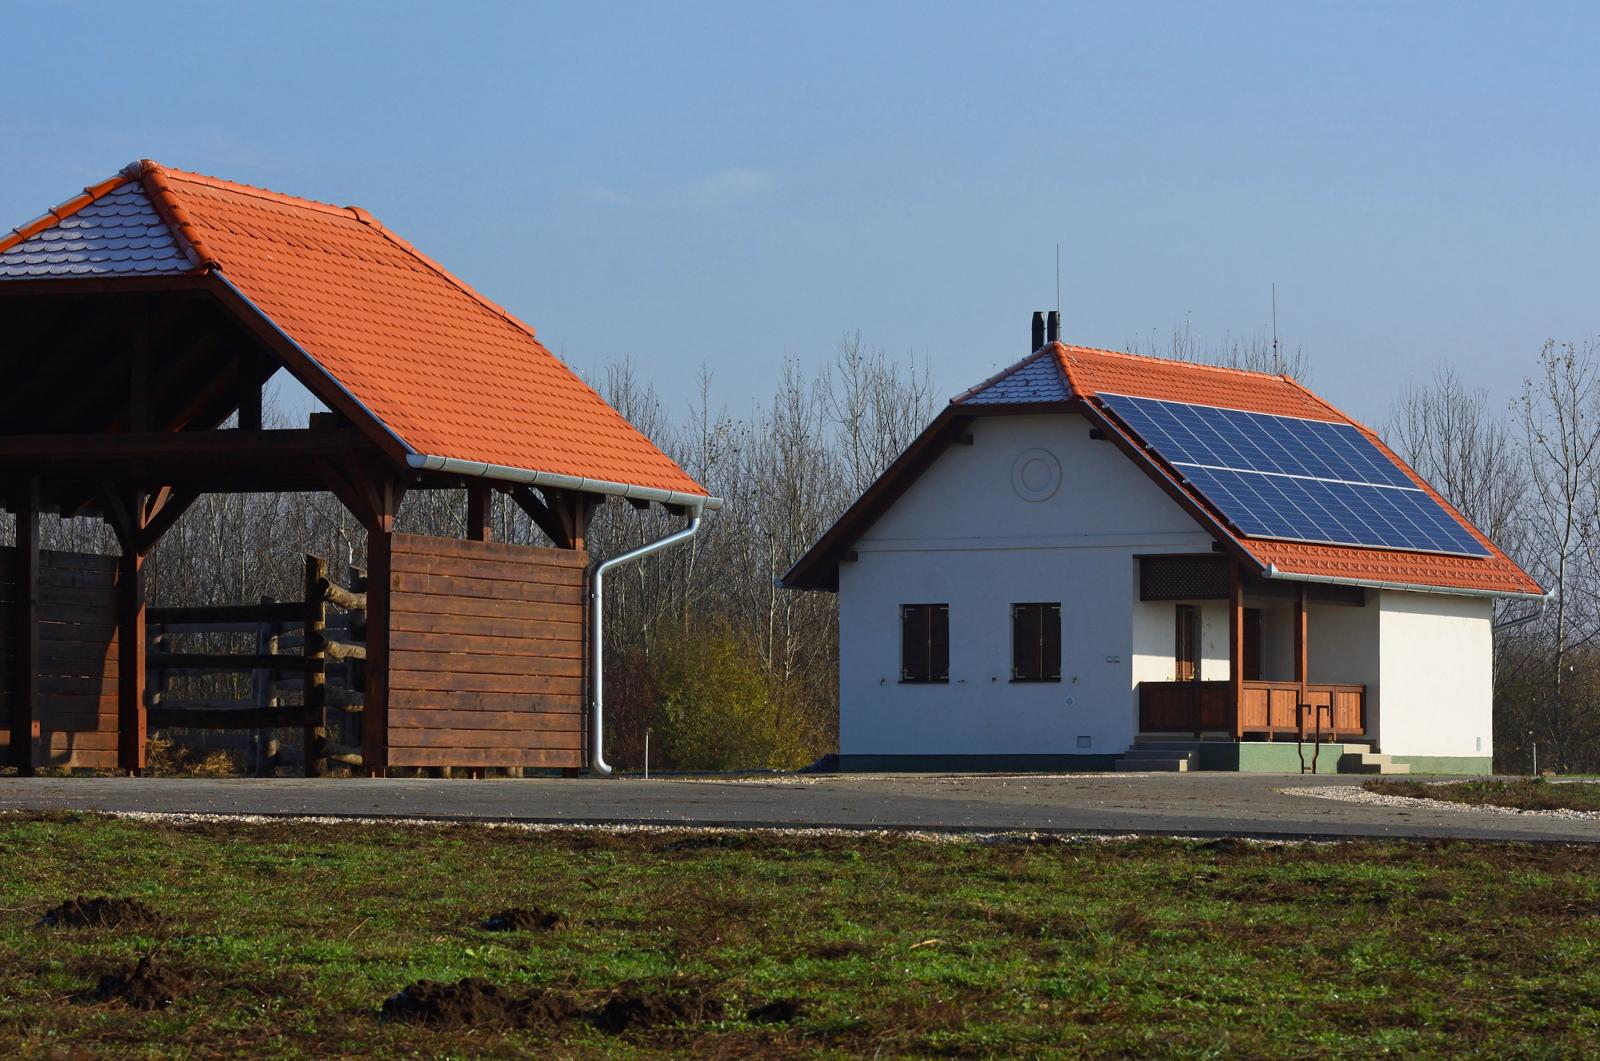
[3,1,1596,428]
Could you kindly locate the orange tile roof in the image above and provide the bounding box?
[0,160,709,502]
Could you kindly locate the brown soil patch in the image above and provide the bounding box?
[78,957,187,1009]
[481,907,563,932]
[594,983,724,1034]
[380,977,584,1029]
[748,997,807,1023]
[39,897,163,931]
[810,939,872,960]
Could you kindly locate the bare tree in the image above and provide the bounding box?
[1515,340,1600,770]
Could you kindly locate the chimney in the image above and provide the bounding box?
[1031,311,1045,351]
[1046,310,1061,344]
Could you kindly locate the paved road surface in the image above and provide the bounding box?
[1,772,1595,843]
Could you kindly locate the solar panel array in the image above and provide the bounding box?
[1099,393,1490,557]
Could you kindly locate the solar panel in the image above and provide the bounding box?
[1099,393,1490,557]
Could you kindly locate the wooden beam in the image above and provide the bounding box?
[237,369,263,431]
[1229,559,1244,741]
[466,481,492,542]
[363,503,396,778]
[117,491,148,775]
[507,484,570,547]
[304,555,328,778]
[10,478,39,775]
[0,429,385,468]
[135,489,197,554]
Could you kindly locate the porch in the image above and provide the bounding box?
[1135,554,1376,743]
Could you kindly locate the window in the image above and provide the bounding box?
[900,604,949,683]
[1011,602,1061,682]
[1175,604,1199,681]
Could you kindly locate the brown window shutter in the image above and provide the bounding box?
[1012,604,1038,680]
[930,604,949,682]
[1043,603,1061,681]
[902,605,927,681]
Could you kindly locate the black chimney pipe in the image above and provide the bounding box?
[1031,311,1045,351]
[1046,310,1061,344]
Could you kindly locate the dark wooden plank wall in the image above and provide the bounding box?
[0,547,121,770]
[386,534,586,769]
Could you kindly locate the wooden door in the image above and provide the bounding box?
[1174,604,1199,681]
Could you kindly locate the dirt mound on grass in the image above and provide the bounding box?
[380,978,584,1029]
[480,907,563,932]
[810,939,871,960]
[593,984,725,1034]
[748,997,807,1023]
[79,957,187,1009]
[39,897,163,930]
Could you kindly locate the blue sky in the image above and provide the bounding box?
[3,1,1597,428]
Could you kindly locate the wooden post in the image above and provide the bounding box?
[11,478,40,775]
[238,373,262,431]
[1229,559,1244,741]
[363,524,391,777]
[466,482,491,542]
[304,556,328,778]
[1295,583,1309,741]
[116,523,147,775]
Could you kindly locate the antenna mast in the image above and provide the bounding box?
[1271,283,1279,372]
[1055,243,1060,315]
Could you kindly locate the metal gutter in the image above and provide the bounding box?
[1264,563,1548,602]
[589,513,704,775]
[1492,595,1548,630]
[407,453,723,511]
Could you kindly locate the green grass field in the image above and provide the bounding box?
[2,814,1599,1056]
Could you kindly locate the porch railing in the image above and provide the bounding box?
[1138,680,1366,739]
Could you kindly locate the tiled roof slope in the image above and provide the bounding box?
[954,341,1538,596]
[0,161,707,501]
[956,347,1071,405]
[0,181,191,276]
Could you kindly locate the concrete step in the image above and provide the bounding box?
[1115,757,1191,772]
[1117,749,1196,772]
[1338,750,1410,775]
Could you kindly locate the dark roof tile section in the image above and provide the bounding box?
[955,348,1071,405]
[0,181,191,277]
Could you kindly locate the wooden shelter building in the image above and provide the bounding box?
[0,160,714,776]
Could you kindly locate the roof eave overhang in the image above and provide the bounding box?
[405,453,722,512]
[1262,564,1548,602]
[206,273,416,467]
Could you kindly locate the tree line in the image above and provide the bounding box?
[4,331,1597,773]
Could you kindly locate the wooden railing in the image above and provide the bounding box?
[1138,680,1366,739]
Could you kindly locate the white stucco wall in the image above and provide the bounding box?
[1376,591,1493,759]
[837,412,1217,757]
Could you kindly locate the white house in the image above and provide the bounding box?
[782,315,1543,774]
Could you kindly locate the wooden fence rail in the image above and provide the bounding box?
[146,554,366,776]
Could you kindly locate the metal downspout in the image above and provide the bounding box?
[589,514,703,775]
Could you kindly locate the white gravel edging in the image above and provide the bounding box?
[1286,784,1600,822]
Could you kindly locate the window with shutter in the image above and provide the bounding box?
[1011,602,1061,682]
[900,603,949,683]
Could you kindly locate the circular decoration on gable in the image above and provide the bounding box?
[1011,448,1061,502]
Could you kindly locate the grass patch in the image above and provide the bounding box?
[0,814,1598,1055]
[1365,777,1600,813]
